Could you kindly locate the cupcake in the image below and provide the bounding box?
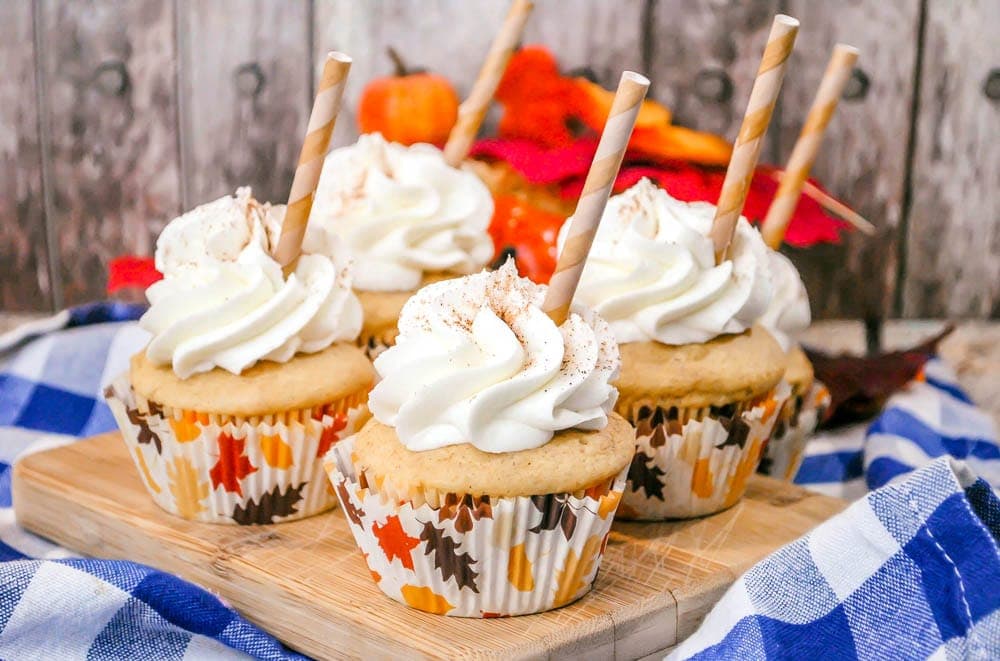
[563,179,789,519]
[105,188,375,524]
[756,250,831,481]
[311,132,495,357]
[325,262,634,616]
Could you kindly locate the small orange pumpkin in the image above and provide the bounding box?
[357,47,459,147]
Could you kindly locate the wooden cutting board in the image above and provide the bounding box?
[12,433,846,660]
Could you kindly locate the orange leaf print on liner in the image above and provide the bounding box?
[166,456,208,519]
[260,433,294,469]
[597,490,622,519]
[373,515,420,570]
[553,534,603,607]
[168,411,204,443]
[133,447,161,494]
[401,585,454,615]
[210,433,258,495]
[692,457,715,498]
[723,439,763,508]
[507,543,535,592]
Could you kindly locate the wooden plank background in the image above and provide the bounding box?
[1,0,997,319]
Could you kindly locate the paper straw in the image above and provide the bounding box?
[542,72,650,325]
[442,0,534,167]
[273,52,352,269]
[709,15,799,263]
[762,44,859,249]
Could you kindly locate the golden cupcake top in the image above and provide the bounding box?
[351,414,634,497]
[130,343,373,416]
[615,325,787,410]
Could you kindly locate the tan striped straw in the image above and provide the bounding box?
[273,52,352,270]
[709,15,799,263]
[761,44,859,249]
[442,0,534,167]
[542,71,650,325]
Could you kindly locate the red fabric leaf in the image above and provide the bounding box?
[210,433,258,496]
[316,412,349,458]
[107,256,162,294]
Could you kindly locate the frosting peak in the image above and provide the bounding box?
[311,133,494,292]
[369,261,620,454]
[141,187,362,379]
[561,179,774,345]
[759,250,811,352]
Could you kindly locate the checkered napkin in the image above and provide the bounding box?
[670,457,1000,659]
[0,306,305,660]
[1,307,999,659]
[796,359,1000,501]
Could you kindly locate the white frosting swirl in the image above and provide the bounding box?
[141,187,362,379]
[311,132,494,292]
[560,179,774,345]
[759,250,811,352]
[369,261,620,454]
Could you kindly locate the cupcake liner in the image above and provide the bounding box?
[757,380,831,481]
[104,374,370,525]
[617,382,790,520]
[357,327,398,360]
[325,437,627,617]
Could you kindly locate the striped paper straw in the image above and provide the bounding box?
[542,71,650,325]
[442,0,534,167]
[273,52,352,269]
[709,15,799,263]
[762,44,859,249]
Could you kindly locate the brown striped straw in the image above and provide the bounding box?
[761,44,859,249]
[542,72,650,325]
[442,0,534,167]
[273,52,352,270]
[709,14,799,263]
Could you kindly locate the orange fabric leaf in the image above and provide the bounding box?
[210,433,258,496]
[507,543,535,592]
[373,515,420,570]
[553,534,604,607]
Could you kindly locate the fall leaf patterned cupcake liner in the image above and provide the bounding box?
[325,437,627,617]
[104,374,370,525]
[616,382,790,520]
[756,380,831,482]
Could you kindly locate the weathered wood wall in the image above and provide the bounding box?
[1,0,998,319]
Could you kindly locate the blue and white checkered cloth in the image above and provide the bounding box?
[1,305,998,659]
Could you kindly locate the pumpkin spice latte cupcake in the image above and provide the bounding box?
[565,179,789,519]
[325,262,634,616]
[106,188,374,524]
[311,133,495,358]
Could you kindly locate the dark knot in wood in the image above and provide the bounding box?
[983,69,1000,101]
[234,62,266,97]
[693,68,733,103]
[92,60,130,96]
[842,67,869,102]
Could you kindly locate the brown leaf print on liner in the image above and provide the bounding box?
[419,521,480,593]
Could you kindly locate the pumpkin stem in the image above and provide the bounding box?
[387,47,408,77]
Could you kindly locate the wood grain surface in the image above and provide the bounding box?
[647,0,781,163]
[177,0,311,209]
[902,0,1000,317]
[778,0,922,320]
[13,432,846,660]
[35,0,182,307]
[2,1,999,318]
[0,2,52,312]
